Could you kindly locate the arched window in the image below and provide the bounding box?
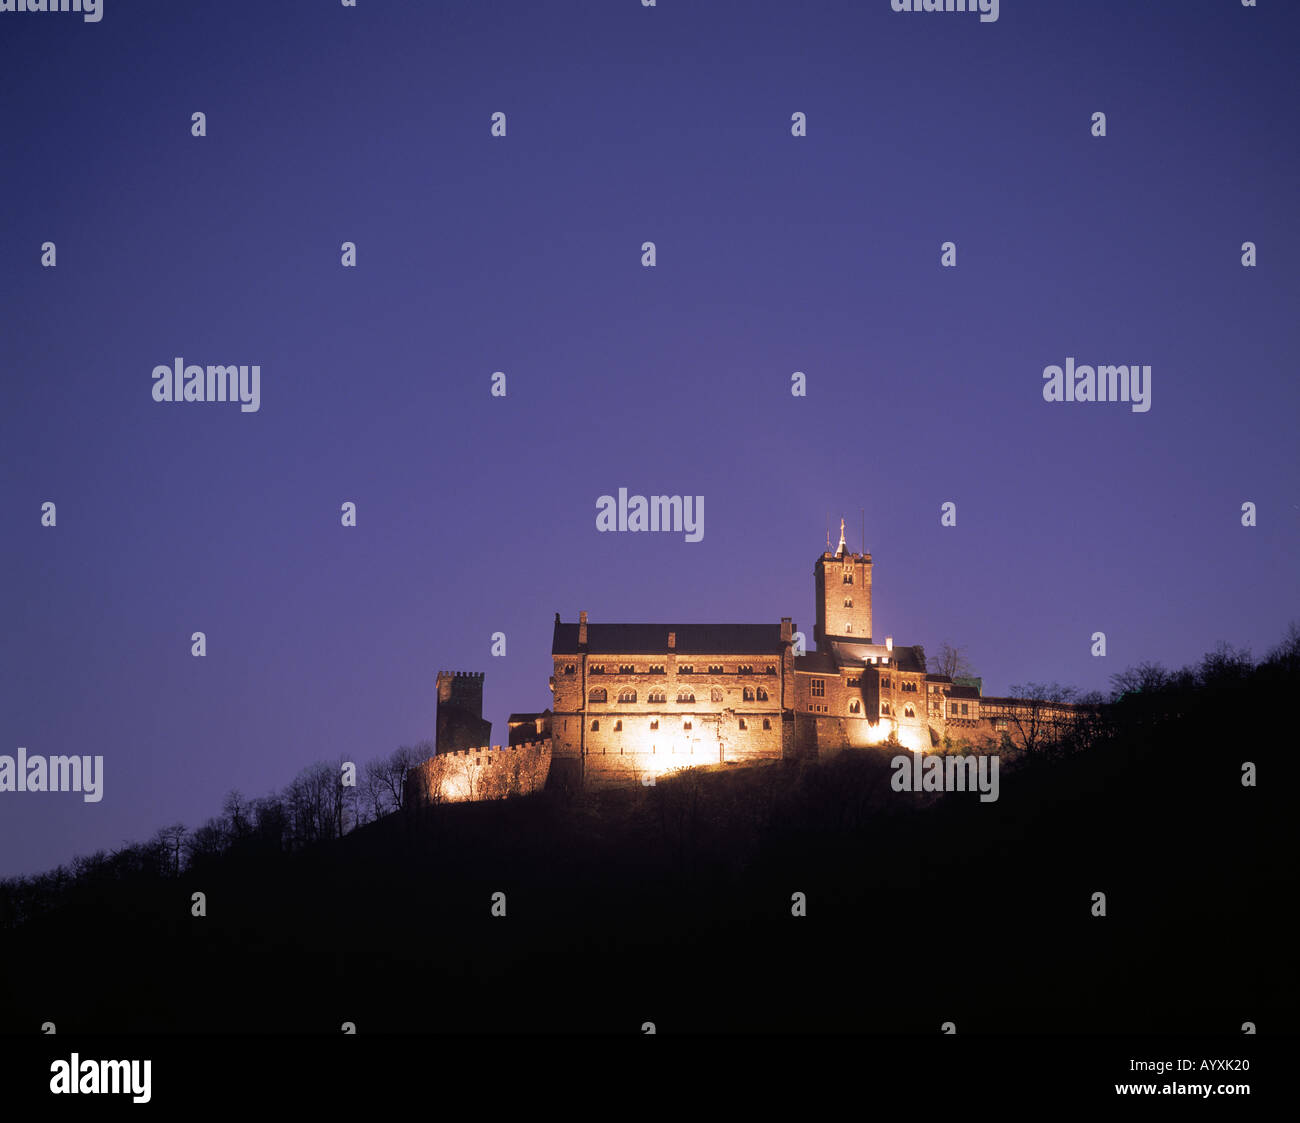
[904,705,915,718]
[756,687,768,701]
[614,720,622,731]
[590,720,599,731]
[844,598,853,608]
[762,718,771,730]
[647,689,666,704]
[677,692,695,704]
[588,688,607,703]
[743,687,755,702]
[848,699,861,714]
[711,688,724,703]
[618,689,636,704]
[881,702,891,715]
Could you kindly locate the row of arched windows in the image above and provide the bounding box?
[590,687,769,704]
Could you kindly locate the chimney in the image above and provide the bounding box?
[780,617,792,643]
[578,611,588,647]
[885,636,893,651]
[667,631,676,650]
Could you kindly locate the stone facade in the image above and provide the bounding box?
[548,617,796,790]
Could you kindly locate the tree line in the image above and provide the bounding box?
[0,742,433,929]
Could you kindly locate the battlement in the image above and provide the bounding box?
[437,670,485,682]
[408,738,552,805]
[436,738,552,759]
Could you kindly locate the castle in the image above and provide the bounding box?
[409,522,1079,802]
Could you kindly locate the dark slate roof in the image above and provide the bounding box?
[925,673,954,683]
[552,621,786,656]
[949,685,980,700]
[794,651,840,674]
[892,645,927,673]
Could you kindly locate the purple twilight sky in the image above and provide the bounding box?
[2,0,1298,877]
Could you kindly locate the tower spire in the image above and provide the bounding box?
[835,517,847,556]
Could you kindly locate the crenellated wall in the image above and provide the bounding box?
[407,739,551,805]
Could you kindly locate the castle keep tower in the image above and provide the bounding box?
[436,670,491,753]
[814,518,872,649]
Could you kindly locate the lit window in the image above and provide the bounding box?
[650,720,658,731]
[881,703,890,715]
[738,665,752,675]
[904,705,915,718]
[845,623,852,633]
[614,720,622,731]
[683,720,692,731]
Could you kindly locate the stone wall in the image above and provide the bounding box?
[407,739,551,805]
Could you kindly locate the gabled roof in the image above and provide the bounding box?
[552,621,786,657]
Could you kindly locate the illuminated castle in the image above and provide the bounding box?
[412,522,1071,800]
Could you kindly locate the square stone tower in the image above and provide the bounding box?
[814,519,872,649]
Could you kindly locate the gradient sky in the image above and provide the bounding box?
[2,0,1297,877]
